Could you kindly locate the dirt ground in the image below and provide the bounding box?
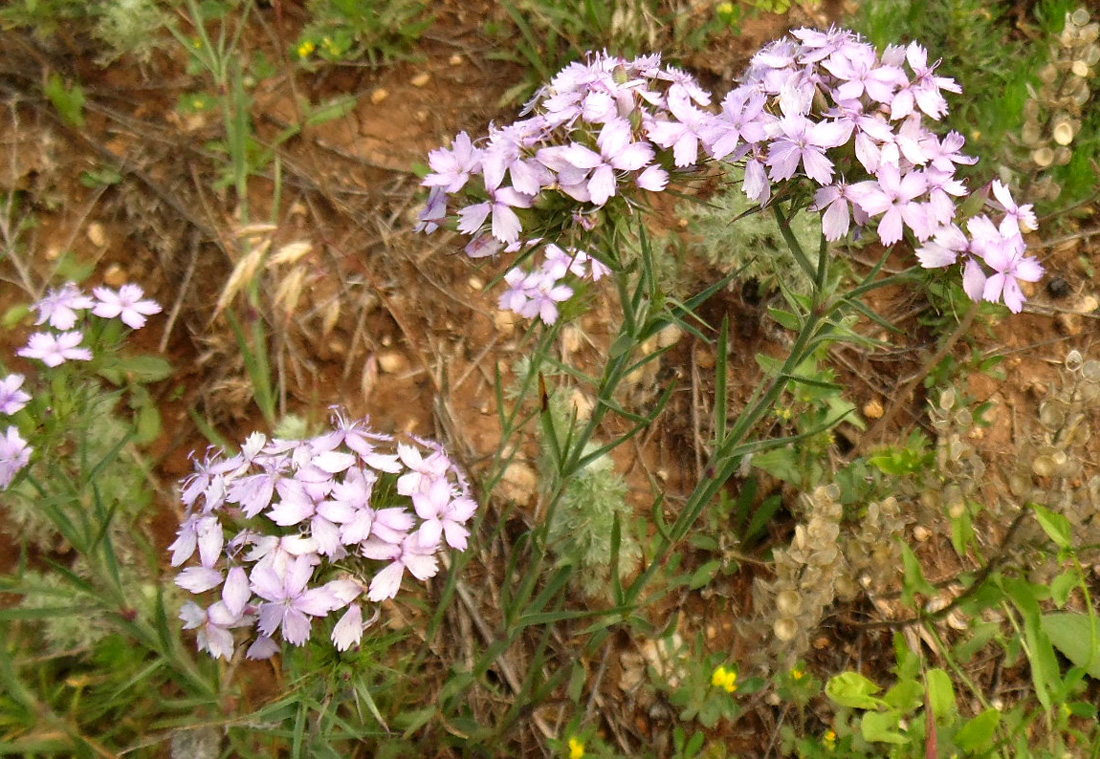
[1,0,1099,754]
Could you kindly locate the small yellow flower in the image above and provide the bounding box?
[568,737,585,759]
[823,729,837,751]
[711,665,738,693]
[716,1,735,14]
[790,667,804,681]
[297,40,315,59]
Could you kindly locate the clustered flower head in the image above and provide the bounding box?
[0,282,162,492]
[17,281,161,367]
[0,373,32,488]
[420,27,1045,320]
[419,52,716,325]
[171,411,478,660]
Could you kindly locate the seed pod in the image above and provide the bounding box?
[1032,455,1055,477]
[939,387,956,411]
[1071,60,1090,77]
[774,617,798,642]
[1053,146,1073,165]
[1071,8,1090,27]
[1066,349,1084,372]
[776,590,803,616]
[1032,146,1055,167]
[1040,400,1068,430]
[1053,115,1076,145]
[1039,63,1059,83]
[1081,360,1100,383]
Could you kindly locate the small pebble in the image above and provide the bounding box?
[370,88,389,105]
[448,54,463,66]
[86,222,107,248]
[103,263,128,287]
[863,399,884,420]
[410,72,430,88]
[377,350,408,374]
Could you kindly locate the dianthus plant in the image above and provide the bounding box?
[1,281,163,492]
[419,26,1042,318]
[172,413,478,660]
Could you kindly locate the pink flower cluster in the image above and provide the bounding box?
[171,412,478,660]
[722,27,1042,312]
[419,27,1043,317]
[17,281,162,367]
[418,53,713,324]
[0,281,163,491]
[0,374,31,489]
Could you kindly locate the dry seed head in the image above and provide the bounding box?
[1066,350,1085,371]
[214,246,266,318]
[1071,8,1090,26]
[1053,146,1073,165]
[273,266,307,319]
[268,241,313,267]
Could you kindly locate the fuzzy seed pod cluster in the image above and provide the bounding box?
[754,484,846,662]
[1010,350,1100,562]
[919,386,988,523]
[1017,7,1098,201]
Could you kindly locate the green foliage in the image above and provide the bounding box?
[485,0,732,105]
[682,171,824,297]
[541,393,640,598]
[751,350,863,490]
[43,74,86,127]
[91,0,172,63]
[296,0,432,67]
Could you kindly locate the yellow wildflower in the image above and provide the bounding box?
[823,729,837,751]
[568,737,585,759]
[790,667,804,681]
[711,665,738,693]
[297,40,315,59]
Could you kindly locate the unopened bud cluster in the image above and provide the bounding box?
[1016,7,1097,201]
